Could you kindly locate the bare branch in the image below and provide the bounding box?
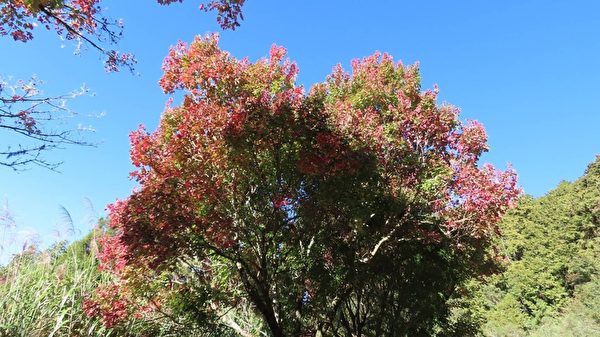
[0,76,96,170]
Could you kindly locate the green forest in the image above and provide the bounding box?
[1,157,598,336]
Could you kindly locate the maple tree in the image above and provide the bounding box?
[88,35,520,336]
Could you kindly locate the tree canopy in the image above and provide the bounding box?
[86,35,520,336]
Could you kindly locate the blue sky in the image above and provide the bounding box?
[1,0,599,260]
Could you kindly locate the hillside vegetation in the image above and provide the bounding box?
[472,156,600,336]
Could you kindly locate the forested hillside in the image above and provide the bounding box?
[471,156,600,336]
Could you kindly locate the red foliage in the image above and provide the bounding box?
[93,35,521,331]
[83,284,131,328]
[102,32,521,270]
[199,0,245,30]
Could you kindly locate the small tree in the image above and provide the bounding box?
[91,35,520,336]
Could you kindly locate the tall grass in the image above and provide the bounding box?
[0,226,264,337]
[0,230,116,337]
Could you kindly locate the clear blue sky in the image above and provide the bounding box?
[1,0,599,260]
